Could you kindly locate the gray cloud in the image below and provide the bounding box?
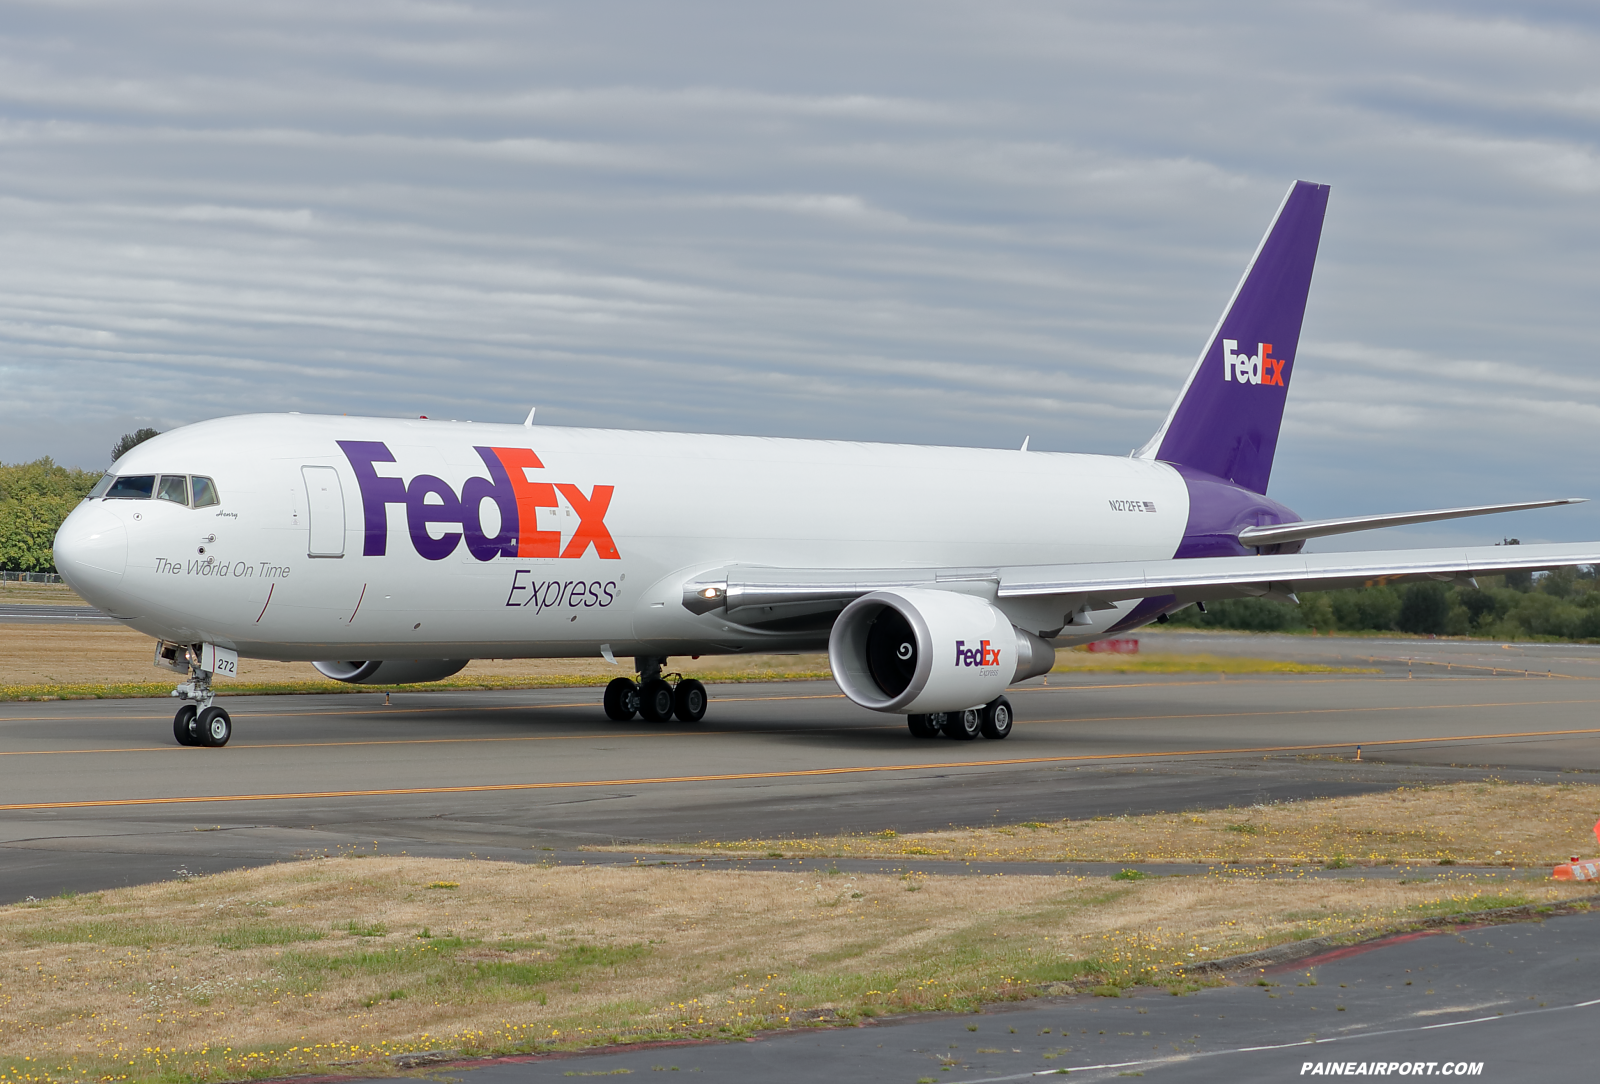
[1,0,1597,545]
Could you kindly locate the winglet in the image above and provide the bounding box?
[1136,181,1330,495]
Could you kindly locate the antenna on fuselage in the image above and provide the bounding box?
[523,407,536,427]
[1020,436,1029,452]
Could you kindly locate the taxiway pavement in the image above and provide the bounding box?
[0,603,116,624]
[4,632,1600,901]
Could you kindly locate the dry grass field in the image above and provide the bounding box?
[629,782,1600,868]
[0,601,1365,700]
[0,620,832,693]
[0,584,83,605]
[1,852,1586,1084]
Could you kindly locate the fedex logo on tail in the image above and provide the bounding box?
[955,639,1002,669]
[338,441,619,563]
[1222,339,1287,387]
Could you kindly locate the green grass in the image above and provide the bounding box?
[275,940,651,999]
[215,925,327,949]
[15,919,186,947]
[1406,892,1531,918]
[473,944,650,989]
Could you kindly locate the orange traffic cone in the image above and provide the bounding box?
[1551,818,1600,881]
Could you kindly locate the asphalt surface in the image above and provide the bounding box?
[0,602,116,623]
[5,632,1600,904]
[410,909,1600,1083]
[6,631,1600,1080]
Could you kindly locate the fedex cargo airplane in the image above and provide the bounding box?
[51,181,1600,748]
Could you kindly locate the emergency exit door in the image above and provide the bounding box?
[301,466,346,558]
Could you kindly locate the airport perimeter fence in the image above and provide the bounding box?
[1,571,64,583]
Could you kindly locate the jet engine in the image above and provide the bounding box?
[312,659,470,685]
[828,588,1055,713]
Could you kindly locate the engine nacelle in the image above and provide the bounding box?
[828,588,1055,714]
[312,659,470,685]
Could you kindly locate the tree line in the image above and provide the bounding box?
[2,431,159,573]
[0,459,104,572]
[1166,566,1600,641]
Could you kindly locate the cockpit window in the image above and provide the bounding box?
[191,476,219,508]
[96,473,219,507]
[105,475,155,500]
[157,475,189,505]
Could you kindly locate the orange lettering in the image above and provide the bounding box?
[489,447,561,558]
[556,483,621,560]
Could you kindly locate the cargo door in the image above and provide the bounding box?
[301,465,346,558]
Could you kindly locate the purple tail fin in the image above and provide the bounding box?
[1136,180,1329,495]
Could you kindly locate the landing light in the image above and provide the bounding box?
[699,587,724,599]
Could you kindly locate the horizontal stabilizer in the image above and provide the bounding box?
[1236,498,1588,548]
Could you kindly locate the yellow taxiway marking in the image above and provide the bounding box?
[4,693,1600,757]
[0,729,728,757]
[6,694,1600,758]
[0,671,1564,726]
[7,723,1600,812]
[0,693,848,725]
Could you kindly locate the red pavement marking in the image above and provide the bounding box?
[1266,928,1446,971]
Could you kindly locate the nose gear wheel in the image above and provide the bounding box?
[173,704,200,746]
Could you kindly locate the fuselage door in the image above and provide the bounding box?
[301,465,346,558]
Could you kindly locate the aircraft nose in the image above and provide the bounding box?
[53,501,128,605]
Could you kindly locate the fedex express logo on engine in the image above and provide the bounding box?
[338,441,618,562]
[1222,339,1287,387]
[955,639,1002,669]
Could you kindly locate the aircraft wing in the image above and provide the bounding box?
[684,542,1600,625]
[996,541,1600,603]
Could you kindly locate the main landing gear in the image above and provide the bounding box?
[604,656,708,724]
[906,696,1012,741]
[171,659,232,747]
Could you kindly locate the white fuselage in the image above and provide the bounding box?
[55,414,1191,661]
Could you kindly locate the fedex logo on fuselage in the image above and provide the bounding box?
[955,639,1002,669]
[1222,339,1287,387]
[338,441,619,562]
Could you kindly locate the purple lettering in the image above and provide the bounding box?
[405,475,463,561]
[602,581,616,606]
[585,581,600,607]
[462,447,519,561]
[506,568,531,607]
[338,440,407,557]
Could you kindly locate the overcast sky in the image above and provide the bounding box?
[2,1,1597,548]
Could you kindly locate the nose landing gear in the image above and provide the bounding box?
[170,656,232,747]
[603,657,708,724]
